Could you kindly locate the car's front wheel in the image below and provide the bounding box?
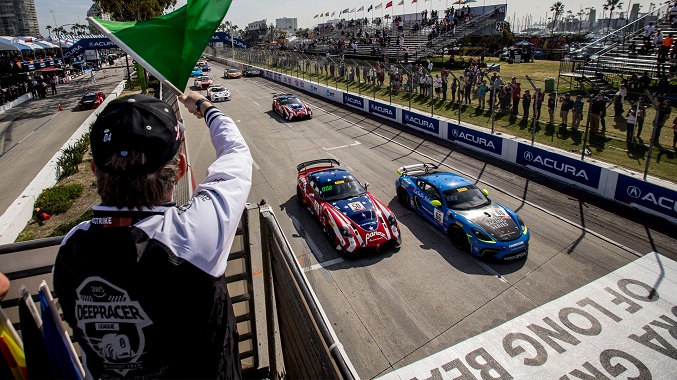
[397,188,410,209]
[325,222,338,249]
[449,225,470,252]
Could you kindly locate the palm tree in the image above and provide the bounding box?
[604,0,622,33]
[550,2,565,34]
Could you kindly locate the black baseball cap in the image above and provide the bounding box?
[90,94,184,174]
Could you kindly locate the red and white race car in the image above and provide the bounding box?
[78,91,106,110]
[272,94,312,121]
[297,159,401,255]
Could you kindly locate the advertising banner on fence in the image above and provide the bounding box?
[343,93,365,111]
[368,100,397,121]
[324,88,340,102]
[614,174,677,223]
[447,123,503,156]
[307,83,324,96]
[378,253,677,380]
[516,144,602,189]
[402,110,440,136]
[290,78,307,91]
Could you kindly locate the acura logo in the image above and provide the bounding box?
[523,151,534,161]
[451,129,459,137]
[626,186,641,198]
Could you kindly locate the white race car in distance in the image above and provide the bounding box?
[207,84,231,102]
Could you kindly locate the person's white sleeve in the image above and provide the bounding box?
[145,107,253,277]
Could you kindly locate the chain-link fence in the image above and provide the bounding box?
[212,46,676,181]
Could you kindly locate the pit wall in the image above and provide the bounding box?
[212,56,677,225]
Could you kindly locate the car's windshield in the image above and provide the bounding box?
[443,185,490,210]
[280,97,302,105]
[318,177,366,201]
[193,67,200,71]
[201,77,211,82]
[228,69,238,73]
[211,86,227,92]
[82,94,96,101]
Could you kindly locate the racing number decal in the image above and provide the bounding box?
[348,202,365,212]
[313,200,320,215]
[434,209,444,224]
[494,208,508,218]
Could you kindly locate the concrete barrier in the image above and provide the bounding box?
[229,58,677,225]
[0,80,127,244]
[0,93,34,114]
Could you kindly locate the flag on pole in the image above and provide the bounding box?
[350,8,356,12]
[331,11,336,16]
[375,3,383,9]
[368,4,373,11]
[39,284,84,379]
[358,6,364,11]
[398,0,404,4]
[0,307,26,380]
[341,8,349,13]
[385,1,393,9]
[412,0,417,3]
[87,0,233,94]
[314,14,319,18]
[18,289,52,380]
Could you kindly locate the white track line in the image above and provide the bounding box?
[323,141,361,151]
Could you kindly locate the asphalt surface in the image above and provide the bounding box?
[0,62,128,216]
[184,60,677,379]
[4,58,675,379]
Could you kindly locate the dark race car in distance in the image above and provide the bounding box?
[395,163,529,262]
[272,94,312,121]
[242,66,261,76]
[78,91,106,110]
[297,159,401,255]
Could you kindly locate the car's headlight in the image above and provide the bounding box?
[471,227,494,242]
[339,226,351,237]
[517,216,527,233]
[387,215,397,226]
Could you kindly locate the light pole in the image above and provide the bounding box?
[50,10,75,66]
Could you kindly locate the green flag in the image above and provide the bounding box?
[87,0,233,93]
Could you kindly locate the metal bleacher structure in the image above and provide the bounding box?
[0,86,358,379]
[559,4,674,95]
[300,5,506,62]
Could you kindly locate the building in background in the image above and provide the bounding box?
[245,19,269,44]
[0,0,40,37]
[276,17,297,34]
[86,3,111,21]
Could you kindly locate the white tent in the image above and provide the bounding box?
[0,36,32,51]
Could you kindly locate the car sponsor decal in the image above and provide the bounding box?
[402,110,440,134]
[343,93,364,109]
[494,208,508,218]
[447,123,503,155]
[335,180,345,184]
[321,185,333,192]
[75,277,152,376]
[365,231,388,242]
[434,208,444,224]
[457,187,468,192]
[368,100,396,120]
[313,200,320,214]
[613,174,677,222]
[377,253,677,380]
[348,202,366,212]
[516,144,601,189]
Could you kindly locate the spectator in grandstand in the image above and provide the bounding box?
[589,93,607,134]
[53,92,251,379]
[638,72,651,91]
[450,77,457,103]
[434,74,442,99]
[522,90,531,120]
[547,93,556,125]
[477,80,489,109]
[441,73,448,101]
[670,2,677,27]
[655,100,672,145]
[571,95,585,130]
[464,77,472,105]
[559,93,574,127]
[511,77,521,115]
[635,98,647,139]
[626,108,637,145]
[644,22,656,44]
[612,92,625,119]
[532,88,545,121]
[0,272,9,301]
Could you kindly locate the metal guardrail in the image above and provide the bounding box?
[259,205,359,380]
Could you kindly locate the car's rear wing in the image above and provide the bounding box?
[396,163,438,177]
[297,159,340,173]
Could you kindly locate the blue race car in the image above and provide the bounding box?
[190,66,203,77]
[395,163,529,261]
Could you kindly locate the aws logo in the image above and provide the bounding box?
[310,85,318,92]
[326,90,336,98]
[523,151,589,180]
[451,129,496,149]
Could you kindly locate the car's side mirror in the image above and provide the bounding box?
[482,189,489,196]
[431,200,442,207]
[364,182,369,191]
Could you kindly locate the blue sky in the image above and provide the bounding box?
[34,0,649,38]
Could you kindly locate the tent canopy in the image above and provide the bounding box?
[0,37,32,51]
